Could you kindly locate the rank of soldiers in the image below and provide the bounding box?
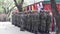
[12,11,52,34]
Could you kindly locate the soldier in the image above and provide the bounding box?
[39,11,47,33]
[12,13,14,24]
[33,13,40,34]
[13,14,17,26]
[45,11,52,33]
[28,13,33,32]
[20,14,25,31]
[24,13,30,31]
[17,14,21,27]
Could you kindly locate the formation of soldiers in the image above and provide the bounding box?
[12,11,52,34]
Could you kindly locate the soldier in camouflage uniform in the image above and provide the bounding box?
[45,11,52,33]
[20,14,26,31]
[33,13,40,34]
[38,11,47,33]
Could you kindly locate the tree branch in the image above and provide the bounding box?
[14,0,18,6]
[14,0,24,12]
[2,6,6,14]
[7,6,16,17]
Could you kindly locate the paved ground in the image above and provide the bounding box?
[0,22,34,34]
[0,22,56,34]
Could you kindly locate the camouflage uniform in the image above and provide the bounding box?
[39,11,47,33]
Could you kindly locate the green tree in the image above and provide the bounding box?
[0,0,16,21]
[0,0,15,14]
